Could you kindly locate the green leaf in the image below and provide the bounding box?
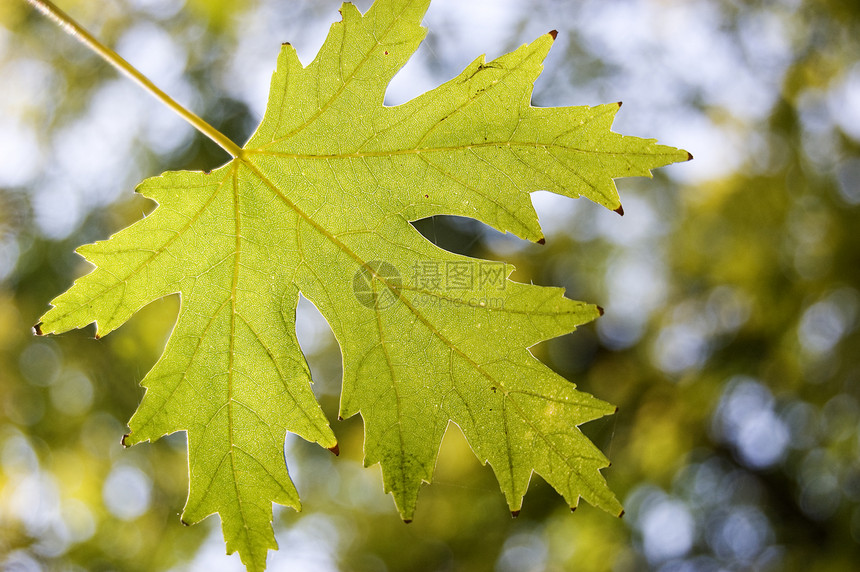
[38,0,689,569]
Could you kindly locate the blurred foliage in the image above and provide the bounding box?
[1,0,859,570]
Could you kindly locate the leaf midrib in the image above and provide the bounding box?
[247,139,673,160]
[226,163,255,555]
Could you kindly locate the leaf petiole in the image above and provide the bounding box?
[24,0,243,159]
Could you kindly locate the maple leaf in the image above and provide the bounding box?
[36,0,689,569]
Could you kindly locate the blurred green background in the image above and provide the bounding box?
[2,0,859,570]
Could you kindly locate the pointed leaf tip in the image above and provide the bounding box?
[537,237,546,245]
[570,506,577,513]
[121,434,130,448]
[328,443,340,456]
[614,205,625,216]
[596,305,605,317]
[548,30,558,40]
[618,509,626,519]
[511,510,521,518]
[33,322,43,336]
[402,519,412,524]
[686,151,694,161]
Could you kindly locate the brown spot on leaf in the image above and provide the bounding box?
[181,519,190,527]
[385,50,389,55]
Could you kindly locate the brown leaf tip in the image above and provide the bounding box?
[282,41,292,47]
[33,322,43,336]
[180,519,190,527]
[548,30,558,40]
[121,434,130,448]
[328,443,340,456]
[570,506,577,513]
[596,305,605,317]
[511,510,521,518]
[614,205,625,216]
[618,509,626,519]
[537,237,546,245]
[402,519,413,524]
[686,151,694,161]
